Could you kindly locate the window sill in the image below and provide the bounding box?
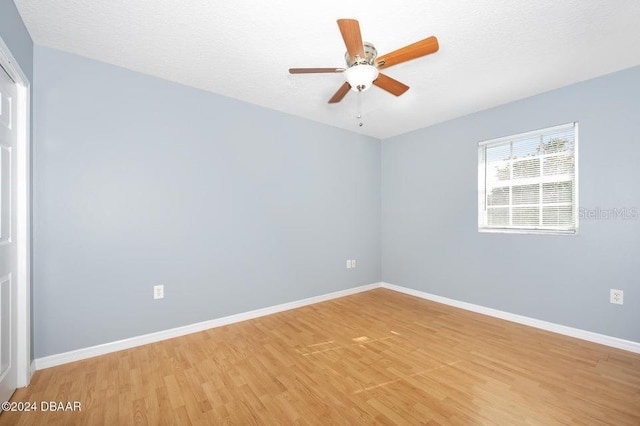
[478,228,578,236]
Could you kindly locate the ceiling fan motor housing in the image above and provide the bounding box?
[344,42,378,67]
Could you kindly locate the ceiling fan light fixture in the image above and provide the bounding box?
[344,64,379,92]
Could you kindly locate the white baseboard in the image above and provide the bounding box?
[381,282,640,354]
[34,280,640,370]
[35,282,382,370]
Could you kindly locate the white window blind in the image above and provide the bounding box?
[478,123,578,234]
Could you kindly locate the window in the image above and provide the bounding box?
[478,123,578,234]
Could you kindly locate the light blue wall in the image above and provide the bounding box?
[0,0,32,81]
[382,66,640,342]
[33,46,381,358]
[32,42,640,358]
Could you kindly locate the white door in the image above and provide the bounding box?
[0,64,18,402]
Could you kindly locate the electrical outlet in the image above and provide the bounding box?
[346,260,352,269]
[154,285,164,300]
[351,259,357,268]
[610,289,623,305]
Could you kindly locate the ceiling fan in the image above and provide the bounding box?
[289,19,439,103]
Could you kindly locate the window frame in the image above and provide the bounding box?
[478,122,579,235]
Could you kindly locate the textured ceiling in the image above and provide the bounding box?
[15,0,640,139]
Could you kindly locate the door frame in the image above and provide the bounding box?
[0,36,31,387]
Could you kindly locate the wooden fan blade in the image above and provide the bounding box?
[373,73,409,96]
[289,67,345,74]
[328,82,351,103]
[337,19,365,60]
[376,36,439,69]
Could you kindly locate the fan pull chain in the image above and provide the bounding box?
[356,90,363,127]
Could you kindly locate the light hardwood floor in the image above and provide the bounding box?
[4,288,640,425]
